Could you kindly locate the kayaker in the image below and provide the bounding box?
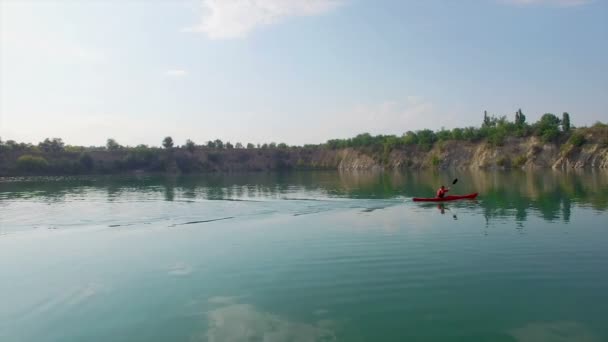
[436,185,450,198]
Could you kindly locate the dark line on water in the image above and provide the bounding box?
[169,217,235,227]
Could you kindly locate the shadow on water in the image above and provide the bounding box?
[1,170,607,224]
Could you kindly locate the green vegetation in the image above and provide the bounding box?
[17,155,49,172]
[162,136,174,149]
[38,138,65,153]
[535,113,561,142]
[185,139,196,153]
[324,110,573,151]
[106,138,122,151]
[562,112,571,132]
[514,155,528,168]
[568,132,586,147]
[1,111,605,176]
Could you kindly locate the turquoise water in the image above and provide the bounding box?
[1,171,608,341]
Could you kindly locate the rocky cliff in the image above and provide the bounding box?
[331,136,608,170]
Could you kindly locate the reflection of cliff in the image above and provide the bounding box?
[1,170,606,222]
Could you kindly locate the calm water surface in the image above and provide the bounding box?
[1,171,608,341]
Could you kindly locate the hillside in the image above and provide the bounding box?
[1,125,607,176]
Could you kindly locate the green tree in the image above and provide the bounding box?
[515,109,526,126]
[206,140,216,148]
[269,142,277,149]
[185,139,196,153]
[351,133,373,147]
[562,112,571,132]
[416,129,437,147]
[225,142,234,149]
[106,138,122,151]
[163,136,174,149]
[39,138,65,153]
[483,110,490,127]
[402,131,418,145]
[235,142,243,149]
[278,142,288,149]
[436,128,451,141]
[535,113,561,142]
[246,143,255,149]
[451,128,464,140]
[214,139,224,149]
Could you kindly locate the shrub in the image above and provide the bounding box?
[17,155,49,172]
[431,155,440,166]
[514,155,527,167]
[541,128,560,142]
[568,132,586,147]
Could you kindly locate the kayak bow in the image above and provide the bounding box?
[413,193,478,202]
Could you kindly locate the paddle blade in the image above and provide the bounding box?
[452,178,458,185]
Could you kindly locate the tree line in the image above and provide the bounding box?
[325,111,581,151]
[1,110,606,175]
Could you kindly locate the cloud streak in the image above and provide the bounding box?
[165,69,187,77]
[185,0,343,39]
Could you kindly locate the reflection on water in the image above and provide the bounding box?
[437,204,458,220]
[205,297,336,342]
[2,170,606,225]
[1,170,608,341]
[510,321,600,342]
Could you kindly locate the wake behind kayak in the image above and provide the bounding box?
[413,193,478,202]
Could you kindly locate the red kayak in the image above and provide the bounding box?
[413,193,478,202]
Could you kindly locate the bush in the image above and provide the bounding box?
[431,155,440,166]
[17,155,49,172]
[568,132,586,147]
[402,131,418,145]
[514,155,527,167]
[487,130,506,146]
[541,127,560,142]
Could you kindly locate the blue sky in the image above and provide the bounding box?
[1,0,606,146]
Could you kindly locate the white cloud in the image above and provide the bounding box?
[165,69,187,77]
[501,0,593,7]
[185,0,343,39]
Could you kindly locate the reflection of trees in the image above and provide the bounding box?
[1,170,607,223]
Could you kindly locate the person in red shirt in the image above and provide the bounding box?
[436,185,449,198]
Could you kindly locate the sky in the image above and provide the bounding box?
[1,0,607,147]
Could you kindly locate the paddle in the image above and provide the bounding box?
[449,178,459,219]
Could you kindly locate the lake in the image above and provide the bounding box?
[1,170,608,341]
